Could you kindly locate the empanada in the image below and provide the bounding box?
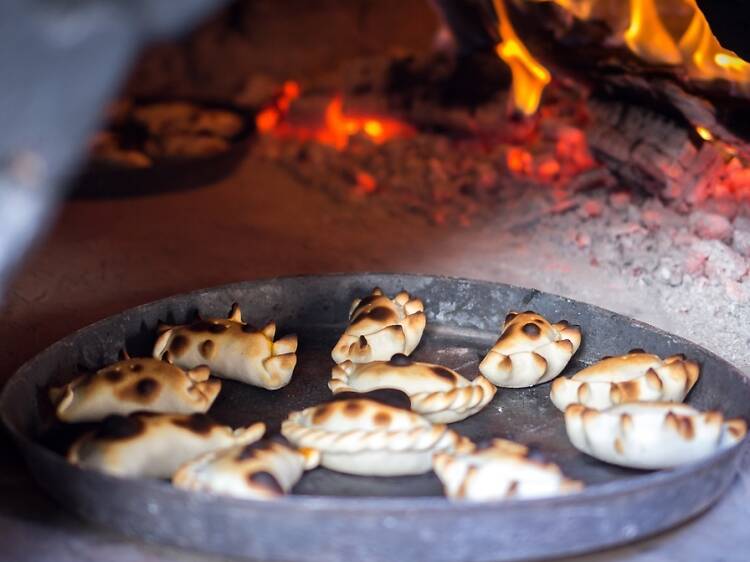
[153,304,297,390]
[550,351,700,411]
[173,437,319,500]
[281,390,473,476]
[565,402,746,469]
[479,311,581,388]
[433,438,582,501]
[331,288,426,364]
[68,413,265,478]
[329,355,496,423]
[50,355,220,423]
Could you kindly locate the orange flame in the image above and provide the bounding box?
[547,0,750,85]
[493,0,551,116]
[624,0,682,65]
[678,0,750,84]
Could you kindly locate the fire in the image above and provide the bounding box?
[493,0,551,116]
[532,0,750,85]
[624,0,682,65]
[678,0,750,84]
[256,83,413,150]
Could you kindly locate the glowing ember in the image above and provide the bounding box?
[257,85,413,150]
[507,147,533,174]
[493,0,551,116]
[354,170,378,195]
[695,126,714,142]
[255,80,300,133]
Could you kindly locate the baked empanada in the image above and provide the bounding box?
[433,438,582,501]
[565,402,746,469]
[68,413,265,478]
[173,437,319,500]
[479,311,581,388]
[329,355,496,423]
[550,351,700,411]
[50,355,220,423]
[153,304,297,390]
[331,288,426,364]
[281,390,473,476]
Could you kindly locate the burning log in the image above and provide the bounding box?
[434,0,750,204]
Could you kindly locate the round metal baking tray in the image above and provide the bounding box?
[2,274,748,562]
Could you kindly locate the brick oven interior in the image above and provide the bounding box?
[2,0,750,560]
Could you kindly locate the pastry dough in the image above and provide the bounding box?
[49,355,220,423]
[565,402,746,469]
[153,304,298,390]
[173,438,319,500]
[479,311,581,388]
[550,351,700,411]
[281,391,473,476]
[329,355,496,423]
[331,288,426,364]
[68,413,265,478]
[433,438,582,501]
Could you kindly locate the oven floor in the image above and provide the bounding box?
[1,157,750,561]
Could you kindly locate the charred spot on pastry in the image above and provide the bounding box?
[600,355,613,361]
[504,312,517,324]
[199,339,216,359]
[678,415,695,439]
[358,335,368,348]
[173,413,215,434]
[343,401,363,416]
[351,294,381,316]
[619,380,641,401]
[430,366,457,381]
[240,323,259,333]
[367,306,394,322]
[506,481,520,497]
[522,323,541,337]
[94,415,144,440]
[628,348,646,354]
[247,471,283,494]
[329,389,411,411]
[389,353,412,367]
[129,363,144,372]
[103,369,124,382]
[169,335,190,356]
[189,321,228,334]
[312,404,332,424]
[373,411,392,426]
[135,377,159,398]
